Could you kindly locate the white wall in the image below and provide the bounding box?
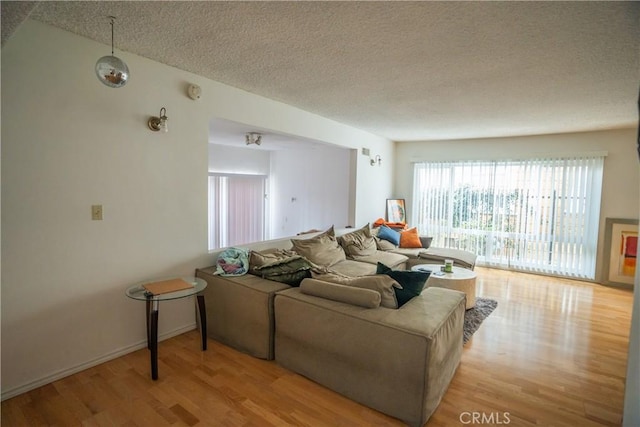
[208,144,271,175]
[270,145,352,237]
[1,20,393,398]
[394,128,639,283]
[208,143,353,239]
[356,145,395,224]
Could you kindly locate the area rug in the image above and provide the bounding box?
[463,297,498,344]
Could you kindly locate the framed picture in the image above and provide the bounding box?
[603,218,638,287]
[386,199,406,223]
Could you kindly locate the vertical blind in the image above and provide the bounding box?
[412,156,604,279]
[208,174,266,250]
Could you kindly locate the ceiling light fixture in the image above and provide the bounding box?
[370,154,382,166]
[148,107,168,132]
[246,132,262,146]
[95,16,129,88]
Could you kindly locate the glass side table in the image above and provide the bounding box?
[126,277,207,380]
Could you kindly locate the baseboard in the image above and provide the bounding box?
[1,323,197,401]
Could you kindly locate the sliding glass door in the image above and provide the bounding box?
[413,156,604,279]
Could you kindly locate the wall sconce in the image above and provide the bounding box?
[370,154,382,166]
[148,107,168,132]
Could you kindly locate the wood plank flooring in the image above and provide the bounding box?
[2,267,634,426]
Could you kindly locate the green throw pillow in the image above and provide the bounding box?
[376,262,430,307]
[250,250,313,286]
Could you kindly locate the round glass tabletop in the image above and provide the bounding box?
[125,276,207,301]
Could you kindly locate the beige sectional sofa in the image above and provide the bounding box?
[195,225,475,426]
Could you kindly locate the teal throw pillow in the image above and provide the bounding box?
[376,262,430,307]
[377,225,401,246]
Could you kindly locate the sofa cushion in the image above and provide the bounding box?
[388,247,423,259]
[399,227,422,248]
[300,278,381,308]
[291,226,346,267]
[377,262,431,307]
[337,224,377,258]
[377,225,401,246]
[249,249,312,286]
[329,259,377,276]
[375,236,398,251]
[352,250,408,270]
[311,272,401,309]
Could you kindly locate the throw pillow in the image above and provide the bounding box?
[376,262,430,307]
[249,249,312,286]
[312,272,401,309]
[249,249,295,275]
[291,226,347,267]
[377,225,401,246]
[399,227,423,248]
[337,223,377,258]
[374,236,398,251]
[419,236,433,249]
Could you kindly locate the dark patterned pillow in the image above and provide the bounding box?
[376,262,430,307]
[249,249,312,286]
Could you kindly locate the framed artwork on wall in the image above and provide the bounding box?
[603,217,638,287]
[386,199,406,223]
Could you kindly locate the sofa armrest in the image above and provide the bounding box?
[419,247,477,270]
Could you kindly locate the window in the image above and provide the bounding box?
[208,174,267,250]
[412,156,604,279]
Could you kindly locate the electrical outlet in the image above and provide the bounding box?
[91,205,103,220]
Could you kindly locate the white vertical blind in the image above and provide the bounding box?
[208,174,266,250]
[412,156,604,279]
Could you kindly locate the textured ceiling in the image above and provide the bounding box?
[3,1,639,142]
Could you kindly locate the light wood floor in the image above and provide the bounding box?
[2,268,634,426]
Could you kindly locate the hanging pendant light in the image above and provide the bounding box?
[95,16,129,88]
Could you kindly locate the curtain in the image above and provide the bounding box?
[208,174,266,250]
[412,156,604,279]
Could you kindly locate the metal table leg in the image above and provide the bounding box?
[149,299,159,380]
[197,294,207,351]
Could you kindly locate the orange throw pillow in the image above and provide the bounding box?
[399,227,423,248]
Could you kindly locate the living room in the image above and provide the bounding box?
[2,2,638,426]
